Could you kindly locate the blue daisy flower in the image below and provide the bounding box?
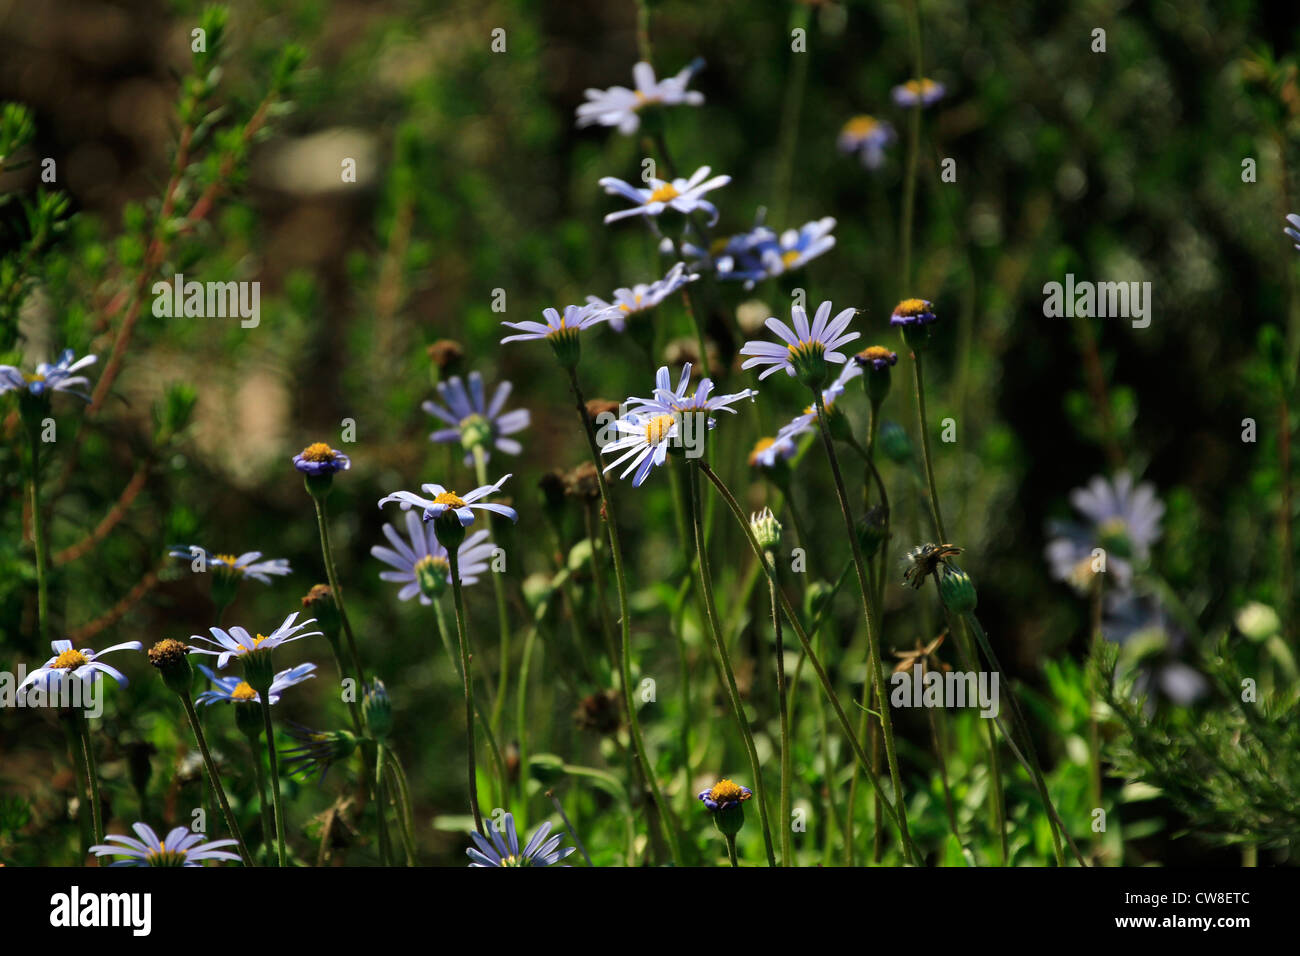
[889,298,937,328]
[586,262,699,333]
[892,78,946,108]
[575,59,705,135]
[739,301,860,385]
[626,362,756,417]
[423,371,530,465]
[378,473,519,527]
[698,779,753,811]
[466,812,576,867]
[838,115,896,169]
[599,166,731,227]
[188,612,323,670]
[167,546,292,584]
[1045,471,1165,594]
[90,822,241,867]
[195,662,316,706]
[292,442,351,475]
[18,639,143,694]
[0,348,97,401]
[372,509,499,603]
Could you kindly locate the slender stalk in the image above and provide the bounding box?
[75,711,103,844]
[27,427,49,646]
[178,695,254,866]
[261,699,287,866]
[811,394,914,857]
[384,755,419,865]
[446,547,485,835]
[961,611,1081,866]
[565,367,683,864]
[311,495,365,686]
[907,349,947,541]
[769,554,794,867]
[250,743,274,863]
[699,462,917,862]
[725,833,739,867]
[375,742,393,866]
[547,789,593,867]
[472,446,512,737]
[687,465,777,866]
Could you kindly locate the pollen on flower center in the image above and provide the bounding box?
[781,249,801,267]
[300,442,337,463]
[53,648,87,669]
[708,779,746,803]
[895,298,931,317]
[231,682,258,701]
[844,115,879,137]
[433,491,467,508]
[648,183,680,204]
[644,413,677,445]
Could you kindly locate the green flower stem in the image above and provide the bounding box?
[566,367,683,866]
[250,741,274,863]
[177,694,254,866]
[960,610,1083,866]
[26,425,49,646]
[430,597,505,810]
[61,715,91,851]
[768,553,794,867]
[260,699,288,866]
[383,753,419,865]
[905,347,948,541]
[516,620,539,815]
[687,465,777,866]
[310,495,365,687]
[725,832,740,868]
[374,742,392,866]
[546,789,593,867]
[446,547,485,835]
[699,462,917,863]
[74,710,103,845]
[472,445,512,739]
[811,393,915,859]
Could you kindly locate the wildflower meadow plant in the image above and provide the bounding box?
[6,0,1296,891]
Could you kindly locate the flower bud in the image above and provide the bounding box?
[937,564,978,613]
[857,505,889,559]
[750,507,782,551]
[879,421,913,465]
[363,679,392,740]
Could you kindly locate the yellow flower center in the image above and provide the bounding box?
[860,345,894,363]
[415,554,451,575]
[53,649,88,670]
[648,183,680,204]
[781,249,802,267]
[748,437,776,466]
[644,414,677,446]
[232,634,270,656]
[144,849,189,866]
[23,372,46,383]
[843,115,879,137]
[300,442,337,462]
[894,298,931,317]
[433,491,467,508]
[708,779,747,803]
[231,682,258,701]
[214,553,245,574]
